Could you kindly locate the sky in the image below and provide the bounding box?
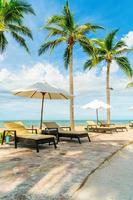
[1,0,133,121]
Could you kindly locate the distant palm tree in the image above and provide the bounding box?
[127,81,133,88]
[0,0,35,53]
[38,1,103,130]
[83,30,133,124]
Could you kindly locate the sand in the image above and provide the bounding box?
[0,126,133,199]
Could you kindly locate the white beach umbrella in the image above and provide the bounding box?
[129,106,133,110]
[82,99,110,124]
[13,82,69,129]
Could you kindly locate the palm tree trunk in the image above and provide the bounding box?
[69,46,75,130]
[106,62,111,124]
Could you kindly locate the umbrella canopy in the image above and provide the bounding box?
[129,106,133,110]
[82,99,110,124]
[13,82,69,129]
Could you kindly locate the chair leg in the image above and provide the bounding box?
[57,135,60,143]
[14,131,17,148]
[77,137,81,144]
[36,142,39,153]
[53,139,57,149]
[1,131,5,145]
[15,138,17,149]
[87,135,91,142]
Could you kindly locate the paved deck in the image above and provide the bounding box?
[72,143,133,200]
[0,130,133,200]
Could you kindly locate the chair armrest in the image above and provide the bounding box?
[43,128,58,132]
[26,128,38,134]
[4,130,16,135]
[42,128,58,135]
[45,128,58,130]
[87,125,97,128]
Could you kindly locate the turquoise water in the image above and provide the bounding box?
[0,119,132,128]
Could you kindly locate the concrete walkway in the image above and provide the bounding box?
[72,143,133,200]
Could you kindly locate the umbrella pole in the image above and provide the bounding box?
[40,93,45,129]
[96,109,99,125]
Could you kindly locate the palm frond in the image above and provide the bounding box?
[80,38,95,55]
[115,56,133,78]
[105,29,119,51]
[11,31,30,53]
[9,0,35,15]
[93,38,105,48]
[38,37,65,55]
[77,23,104,35]
[113,40,127,50]
[0,32,8,53]
[84,56,104,70]
[0,0,34,53]
[126,82,133,88]
[45,26,65,38]
[47,15,64,26]
[8,24,33,39]
[84,59,94,70]
[63,1,74,30]
[4,0,35,23]
[114,48,133,55]
[39,0,103,72]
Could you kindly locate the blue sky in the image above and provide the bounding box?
[0,0,133,121]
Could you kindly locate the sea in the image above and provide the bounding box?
[0,120,132,128]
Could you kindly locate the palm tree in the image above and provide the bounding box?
[83,29,133,124]
[0,0,35,53]
[38,1,103,130]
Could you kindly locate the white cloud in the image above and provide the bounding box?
[0,54,5,61]
[0,61,132,120]
[102,60,119,74]
[0,61,129,97]
[0,62,68,90]
[0,62,104,94]
[122,31,133,47]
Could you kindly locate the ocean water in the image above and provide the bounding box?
[0,119,132,128]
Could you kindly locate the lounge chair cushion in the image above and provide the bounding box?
[16,134,55,140]
[87,121,96,125]
[43,121,70,131]
[4,122,55,138]
[43,122,59,129]
[4,121,30,135]
[59,130,88,135]
[43,122,89,135]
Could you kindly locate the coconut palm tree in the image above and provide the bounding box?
[83,29,133,124]
[38,1,103,130]
[0,0,35,53]
[127,82,133,88]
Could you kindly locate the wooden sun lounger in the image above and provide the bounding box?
[129,123,133,128]
[115,126,128,132]
[87,125,117,134]
[42,122,91,143]
[1,122,57,152]
[99,123,128,132]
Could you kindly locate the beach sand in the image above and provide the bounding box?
[0,126,133,199]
